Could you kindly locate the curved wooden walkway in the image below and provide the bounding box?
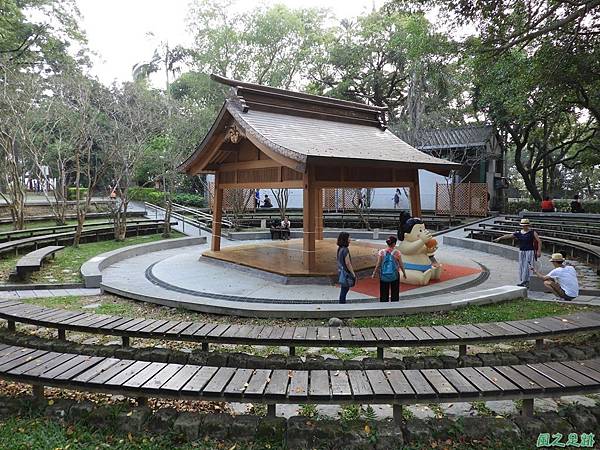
[1,297,599,358]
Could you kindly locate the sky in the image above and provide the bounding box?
[76,0,383,86]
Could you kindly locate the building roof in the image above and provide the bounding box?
[401,125,494,151]
[180,75,460,174]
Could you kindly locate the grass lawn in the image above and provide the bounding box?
[350,299,599,328]
[0,232,182,284]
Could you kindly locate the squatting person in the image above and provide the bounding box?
[531,253,579,301]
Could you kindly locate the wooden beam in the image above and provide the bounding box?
[216,159,284,172]
[314,181,414,189]
[219,180,303,189]
[303,171,316,270]
[316,188,324,240]
[410,171,422,217]
[212,172,224,252]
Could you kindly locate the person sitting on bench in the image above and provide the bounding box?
[531,253,579,301]
[262,195,273,208]
[571,194,585,213]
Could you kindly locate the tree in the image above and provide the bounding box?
[186,0,327,89]
[307,8,464,134]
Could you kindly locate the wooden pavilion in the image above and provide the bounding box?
[180,75,459,273]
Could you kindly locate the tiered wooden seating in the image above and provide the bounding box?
[0,220,173,257]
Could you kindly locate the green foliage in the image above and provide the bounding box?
[298,403,321,419]
[172,193,205,208]
[127,187,165,205]
[66,187,88,200]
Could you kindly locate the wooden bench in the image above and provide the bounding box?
[465,227,600,273]
[1,297,599,358]
[8,246,64,282]
[0,343,599,418]
[0,220,173,257]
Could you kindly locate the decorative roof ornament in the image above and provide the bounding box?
[227,124,244,144]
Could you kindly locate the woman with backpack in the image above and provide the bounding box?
[372,236,407,302]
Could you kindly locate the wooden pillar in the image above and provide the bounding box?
[410,171,422,217]
[316,188,324,240]
[303,171,316,271]
[211,172,223,252]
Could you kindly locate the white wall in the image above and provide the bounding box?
[208,169,450,212]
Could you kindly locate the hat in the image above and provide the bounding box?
[550,253,565,263]
[520,218,531,225]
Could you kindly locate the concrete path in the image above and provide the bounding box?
[0,288,102,300]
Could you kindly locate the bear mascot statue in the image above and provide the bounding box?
[397,212,442,286]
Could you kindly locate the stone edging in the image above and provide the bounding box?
[80,236,206,288]
[2,329,598,372]
[1,396,598,448]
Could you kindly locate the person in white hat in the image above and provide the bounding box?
[493,218,541,287]
[531,253,579,301]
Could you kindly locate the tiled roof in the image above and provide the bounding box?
[400,125,494,150]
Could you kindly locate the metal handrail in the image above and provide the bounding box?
[171,202,233,228]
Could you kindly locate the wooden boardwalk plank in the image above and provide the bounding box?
[106,361,151,386]
[123,363,167,388]
[288,370,309,398]
[348,370,373,399]
[404,370,435,397]
[365,370,394,399]
[456,367,498,393]
[244,369,272,398]
[510,365,560,390]
[224,368,254,397]
[309,370,330,399]
[52,356,104,381]
[182,366,220,393]
[161,366,201,392]
[202,367,237,395]
[439,369,478,396]
[264,370,289,398]
[475,367,520,394]
[141,363,184,390]
[329,370,352,400]
[72,359,121,383]
[386,370,415,398]
[421,369,457,397]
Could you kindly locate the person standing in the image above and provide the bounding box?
[336,232,356,304]
[531,253,579,301]
[372,236,406,302]
[255,190,260,210]
[493,218,542,287]
[393,189,401,209]
[281,215,291,240]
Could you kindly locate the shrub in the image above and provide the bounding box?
[507,199,600,214]
[66,187,88,200]
[128,187,165,205]
[172,193,205,208]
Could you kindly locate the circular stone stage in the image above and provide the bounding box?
[97,236,528,317]
[145,238,488,304]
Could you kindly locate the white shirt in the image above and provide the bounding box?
[547,265,579,298]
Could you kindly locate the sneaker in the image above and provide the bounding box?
[517,282,529,287]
